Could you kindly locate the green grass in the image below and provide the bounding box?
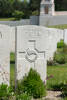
[47,64,67,90]
[0,17,15,21]
[10,53,15,86]
[10,64,15,86]
[10,52,15,62]
[10,53,67,92]
[48,24,67,29]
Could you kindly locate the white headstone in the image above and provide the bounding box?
[45,28,63,60]
[16,25,64,82]
[64,29,67,44]
[10,27,15,52]
[16,25,48,82]
[0,25,10,85]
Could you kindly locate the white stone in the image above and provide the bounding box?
[10,27,15,52]
[43,27,63,60]
[0,25,10,85]
[16,25,64,82]
[16,25,49,82]
[0,24,64,85]
[40,0,55,16]
[64,29,67,44]
[0,24,15,53]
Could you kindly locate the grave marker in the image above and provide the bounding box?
[0,25,10,85]
[16,25,48,82]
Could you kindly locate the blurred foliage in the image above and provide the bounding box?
[12,10,24,20]
[55,0,67,11]
[0,0,67,18]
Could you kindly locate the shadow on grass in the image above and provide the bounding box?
[10,61,15,64]
[50,83,67,98]
[50,83,64,91]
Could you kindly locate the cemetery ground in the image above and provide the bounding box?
[3,25,66,100]
[10,41,67,100]
[10,53,67,90]
[10,59,67,99]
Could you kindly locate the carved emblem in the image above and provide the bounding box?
[25,49,37,63]
[19,40,45,64]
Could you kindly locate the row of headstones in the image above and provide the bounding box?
[0,24,66,85]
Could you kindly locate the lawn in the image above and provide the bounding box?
[0,18,15,21]
[48,24,67,29]
[10,53,67,90]
[47,64,67,90]
[10,52,15,86]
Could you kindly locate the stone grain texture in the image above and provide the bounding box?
[0,25,10,85]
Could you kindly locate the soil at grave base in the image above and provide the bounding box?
[33,91,62,100]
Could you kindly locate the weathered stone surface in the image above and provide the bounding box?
[64,29,67,44]
[10,27,15,52]
[0,24,15,53]
[46,28,63,60]
[16,25,49,82]
[16,25,64,82]
[0,24,64,85]
[0,25,10,85]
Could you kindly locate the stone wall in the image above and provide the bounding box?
[0,16,39,27]
[0,19,30,26]
[39,15,67,26]
[1,15,67,27]
[30,16,39,25]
